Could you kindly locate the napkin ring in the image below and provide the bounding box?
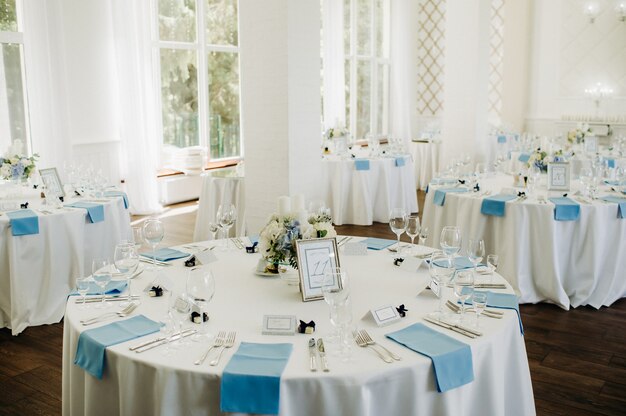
[184,255,197,267]
[191,311,209,324]
[393,258,404,266]
[396,304,408,318]
[298,320,316,334]
[148,286,164,297]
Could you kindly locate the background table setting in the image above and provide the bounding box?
[421,172,626,310]
[62,234,534,416]
[0,187,131,335]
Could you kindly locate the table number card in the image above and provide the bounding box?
[364,305,401,327]
[295,238,341,301]
[547,162,570,191]
[584,136,598,154]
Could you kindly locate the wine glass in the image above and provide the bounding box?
[217,204,237,250]
[168,290,192,347]
[472,291,488,328]
[389,208,408,256]
[487,254,499,284]
[453,271,475,322]
[440,226,462,269]
[186,267,216,341]
[208,221,219,240]
[76,276,91,310]
[419,226,429,246]
[321,268,352,360]
[143,219,164,270]
[92,258,111,309]
[114,242,139,305]
[429,253,455,320]
[405,216,420,255]
[467,238,485,278]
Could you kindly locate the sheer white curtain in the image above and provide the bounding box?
[111,0,162,215]
[389,0,419,146]
[322,0,345,130]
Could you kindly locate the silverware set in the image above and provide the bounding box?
[353,330,400,363]
[75,295,141,304]
[80,302,140,326]
[194,331,237,366]
[445,300,503,319]
[130,329,197,353]
[423,316,483,338]
[139,257,171,267]
[308,338,330,372]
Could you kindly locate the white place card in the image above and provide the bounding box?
[398,257,425,273]
[364,305,402,327]
[262,315,297,336]
[430,279,441,298]
[196,250,218,265]
[343,242,368,256]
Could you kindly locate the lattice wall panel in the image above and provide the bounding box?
[487,0,504,124]
[417,0,446,116]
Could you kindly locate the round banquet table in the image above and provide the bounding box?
[409,140,441,191]
[1,191,131,335]
[421,174,626,310]
[62,238,534,416]
[323,156,419,226]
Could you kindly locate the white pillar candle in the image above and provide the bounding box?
[278,196,291,216]
[291,194,305,212]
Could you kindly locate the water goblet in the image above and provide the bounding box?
[92,258,111,309]
[467,238,485,278]
[440,226,461,269]
[114,242,139,305]
[405,216,420,255]
[76,276,91,310]
[389,208,408,256]
[453,271,475,322]
[472,291,488,328]
[428,253,455,320]
[143,218,164,270]
[186,267,216,341]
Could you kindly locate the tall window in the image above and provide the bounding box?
[344,0,390,140]
[0,0,30,153]
[154,0,241,163]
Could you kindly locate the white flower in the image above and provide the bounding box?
[0,163,11,178]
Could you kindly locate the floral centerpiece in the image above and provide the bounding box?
[323,125,349,141]
[526,148,548,172]
[567,123,592,144]
[258,212,336,273]
[0,140,38,181]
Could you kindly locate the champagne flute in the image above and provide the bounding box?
[429,253,455,320]
[186,267,216,341]
[405,216,420,255]
[472,291,488,328]
[143,219,164,270]
[454,271,474,322]
[440,226,462,270]
[467,238,485,279]
[92,258,111,309]
[76,276,90,310]
[114,242,139,305]
[389,208,408,256]
[131,226,143,251]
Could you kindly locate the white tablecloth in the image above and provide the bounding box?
[0,194,130,335]
[324,157,418,225]
[193,174,246,242]
[409,140,441,190]
[62,238,534,416]
[421,175,626,310]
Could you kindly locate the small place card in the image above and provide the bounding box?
[430,279,441,298]
[343,242,368,256]
[196,250,218,265]
[364,305,402,327]
[262,315,297,336]
[398,256,425,273]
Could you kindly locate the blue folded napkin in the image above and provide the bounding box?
[104,191,129,209]
[70,281,128,296]
[548,197,580,221]
[221,342,293,415]
[386,323,473,392]
[140,247,189,262]
[354,159,370,171]
[66,202,105,223]
[6,209,39,236]
[518,153,531,163]
[480,194,518,217]
[606,158,615,169]
[461,289,524,335]
[74,315,161,379]
[361,237,396,250]
[395,157,406,167]
[604,179,621,186]
[433,256,475,270]
[433,188,469,206]
[497,135,507,144]
[601,196,626,219]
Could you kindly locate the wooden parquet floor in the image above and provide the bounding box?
[1,193,625,415]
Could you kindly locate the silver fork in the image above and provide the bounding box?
[353,331,392,363]
[194,331,225,365]
[359,330,401,361]
[210,331,236,366]
[80,302,139,325]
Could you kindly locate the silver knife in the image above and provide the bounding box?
[317,338,329,372]
[308,338,317,372]
[134,329,197,353]
[76,295,141,304]
[423,316,476,338]
[129,328,196,351]
[139,257,172,266]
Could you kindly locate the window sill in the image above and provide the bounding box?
[157,159,241,178]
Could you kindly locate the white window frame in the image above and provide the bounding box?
[151,0,242,167]
[345,0,390,140]
[0,0,32,154]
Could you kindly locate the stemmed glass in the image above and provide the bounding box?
[467,238,485,278]
[76,276,91,310]
[208,221,219,241]
[429,253,455,320]
[92,258,111,309]
[440,226,462,270]
[405,216,420,255]
[131,226,143,251]
[453,271,475,322]
[321,268,352,360]
[487,254,499,284]
[389,208,408,256]
[419,226,429,246]
[472,291,488,328]
[186,267,216,341]
[217,204,237,249]
[168,290,192,347]
[143,219,164,270]
[114,242,139,305]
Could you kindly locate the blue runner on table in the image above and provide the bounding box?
[480,194,518,217]
[74,315,161,379]
[386,323,473,392]
[548,197,580,221]
[518,153,531,163]
[361,237,396,250]
[433,188,469,206]
[395,157,406,167]
[601,196,626,219]
[140,247,189,262]
[104,191,129,209]
[6,209,39,236]
[220,342,293,415]
[66,202,105,223]
[354,159,370,171]
[461,289,524,335]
